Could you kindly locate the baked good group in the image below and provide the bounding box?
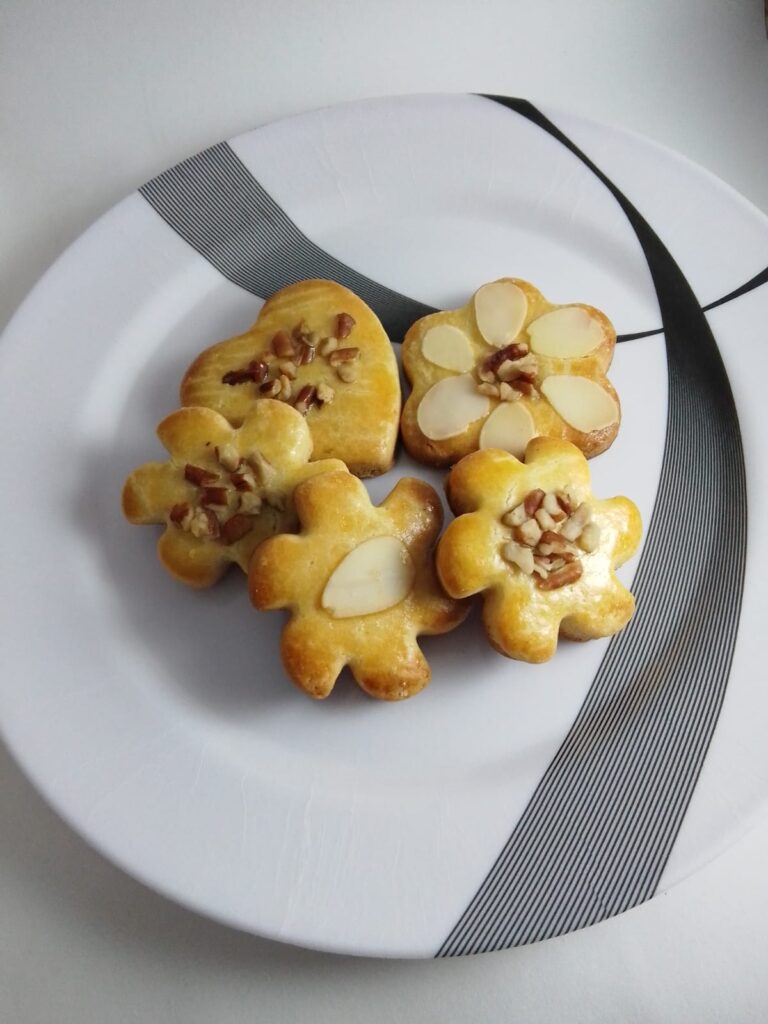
[123,277,641,700]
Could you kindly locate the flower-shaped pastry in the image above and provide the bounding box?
[122,400,347,587]
[437,439,641,662]
[401,278,620,467]
[181,279,401,477]
[249,471,468,700]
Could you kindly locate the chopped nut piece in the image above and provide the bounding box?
[484,342,529,373]
[199,486,229,507]
[495,360,517,382]
[502,504,528,528]
[296,342,316,365]
[220,513,254,545]
[169,502,191,527]
[184,464,219,486]
[215,444,241,472]
[237,490,263,515]
[316,382,335,404]
[319,337,338,357]
[248,359,268,383]
[535,507,557,531]
[524,489,545,516]
[478,367,496,384]
[560,502,593,541]
[477,382,500,398]
[498,382,518,402]
[294,384,318,415]
[513,380,536,397]
[291,320,309,342]
[189,507,220,539]
[231,468,257,491]
[532,559,549,579]
[222,368,255,385]
[337,363,358,383]
[328,346,360,366]
[335,312,356,339]
[502,540,535,575]
[279,374,293,400]
[259,379,281,398]
[248,450,277,487]
[514,518,542,547]
[272,330,295,358]
[579,521,601,553]
[278,360,298,379]
[536,530,576,557]
[536,561,583,590]
[556,490,575,516]
[542,492,566,521]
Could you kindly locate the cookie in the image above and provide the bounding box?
[249,471,468,700]
[436,438,641,662]
[401,278,620,467]
[122,400,347,588]
[180,279,401,477]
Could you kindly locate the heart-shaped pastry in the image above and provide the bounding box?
[180,279,401,477]
[401,278,620,467]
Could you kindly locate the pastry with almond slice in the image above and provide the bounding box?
[180,279,401,478]
[401,277,620,467]
[122,400,347,587]
[436,438,641,662]
[249,471,468,700]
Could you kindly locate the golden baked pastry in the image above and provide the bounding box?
[401,278,620,467]
[180,279,400,477]
[249,471,468,700]
[436,438,641,662]
[122,401,347,587]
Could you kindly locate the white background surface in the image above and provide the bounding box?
[2,1,768,1021]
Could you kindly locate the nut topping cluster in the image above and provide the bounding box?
[475,341,539,402]
[169,445,286,545]
[500,487,600,590]
[220,311,361,412]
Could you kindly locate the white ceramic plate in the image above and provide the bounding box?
[1,95,767,958]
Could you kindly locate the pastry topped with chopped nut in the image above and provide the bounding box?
[436,439,641,663]
[401,278,620,467]
[180,279,400,478]
[249,471,468,700]
[122,401,347,588]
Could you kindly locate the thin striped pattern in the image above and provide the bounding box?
[436,97,748,955]
[136,99,748,954]
[139,142,435,343]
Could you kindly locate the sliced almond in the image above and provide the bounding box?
[541,375,619,433]
[479,402,535,459]
[321,536,415,618]
[527,306,604,358]
[416,373,490,440]
[421,324,474,372]
[474,281,528,348]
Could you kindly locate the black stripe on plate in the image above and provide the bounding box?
[435,96,748,956]
[139,142,434,343]
[139,139,766,346]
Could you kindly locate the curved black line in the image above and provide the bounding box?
[617,264,768,342]
[435,95,748,956]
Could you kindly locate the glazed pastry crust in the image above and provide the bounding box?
[180,279,401,477]
[122,401,347,587]
[249,471,468,700]
[437,438,641,662]
[401,278,619,467]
